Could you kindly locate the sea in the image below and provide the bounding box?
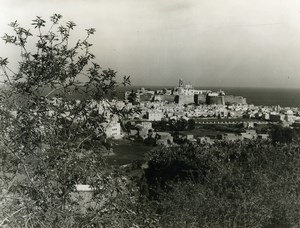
[3,85,299,108]
[117,86,300,108]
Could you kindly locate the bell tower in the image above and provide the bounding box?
[179,79,183,87]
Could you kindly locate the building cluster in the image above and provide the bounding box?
[125,120,270,146]
[125,79,228,105]
[129,122,174,146]
[189,129,269,145]
[242,104,300,126]
[124,101,300,124]
[118,100,300,145]
[32,81,300,145]
[81,86,300,143]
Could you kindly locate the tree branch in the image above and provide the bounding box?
[0,207,25,226]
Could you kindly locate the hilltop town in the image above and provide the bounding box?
[7,79,300,159]
[78,80,300,148]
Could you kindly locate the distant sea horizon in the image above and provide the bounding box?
[118,86,300,108]
[1,85,299,108]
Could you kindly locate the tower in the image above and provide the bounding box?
[179,79,183,87]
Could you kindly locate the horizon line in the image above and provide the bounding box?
[129,84,300,90]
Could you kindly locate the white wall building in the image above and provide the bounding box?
[147,111,164,121]
[102,122,122,139]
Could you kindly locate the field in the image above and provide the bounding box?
[180,127,226,137]
[107,140,154,165]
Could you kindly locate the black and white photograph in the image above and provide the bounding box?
[1,0,300,227]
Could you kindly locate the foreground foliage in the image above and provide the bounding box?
[144,141,300,227]
[0,15,143,227]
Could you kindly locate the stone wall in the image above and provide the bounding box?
[139,93,247,105]
[174,95,195,105]
[207,96,225,105]
[195,94,207,105]
[224,95,247,105]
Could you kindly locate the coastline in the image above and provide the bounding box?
[117,86,300,107]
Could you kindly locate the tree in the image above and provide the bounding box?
[187,119,195,130]
[127,89,138,104]
[0,14,145,227]
[174,118,188,131]
[271,125,295,144]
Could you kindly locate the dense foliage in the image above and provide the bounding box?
[270,125,297,144]
[143,140,300,227]
[152,118,195,132]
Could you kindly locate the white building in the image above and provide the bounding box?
[262,113,270,120]
[102,122,122,139]
[140,121,152,130]
[147,111,164,121]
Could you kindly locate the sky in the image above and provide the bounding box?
[1,0,300,88]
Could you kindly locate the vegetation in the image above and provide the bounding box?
[202,123,244,133]
[153,118,195,132]
[0,15,142,227]
[127,90,138,105]
[270,125,296,144]
[1,14,300,228]
[143,141,300,227]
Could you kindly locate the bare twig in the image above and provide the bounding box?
[45,86,64,98]
[0,207,25,226]
[77,134,92,149]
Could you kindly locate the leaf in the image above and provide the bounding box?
[9,20,19,28]
[50,13,62,24]
[31,54,39,60]
[0,57,8,66]
[66,21,76,30]
[32,16,46,28]
[86,28,96,35]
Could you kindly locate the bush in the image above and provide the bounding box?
[271,125,296,144]
[143,140,300,227]
[0,14,143,227]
